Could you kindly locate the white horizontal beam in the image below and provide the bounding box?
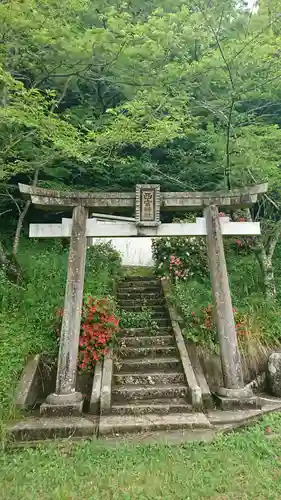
[91,213,136,222]
[29,218,261,238]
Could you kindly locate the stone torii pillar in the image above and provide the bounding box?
[43,205,88,415]
[204,205,248,400]
[19,182,268,414]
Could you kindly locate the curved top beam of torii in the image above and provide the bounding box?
[19,182,268,212]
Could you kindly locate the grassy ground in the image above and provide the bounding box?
[0,239,122,424]
[1,413,281,499]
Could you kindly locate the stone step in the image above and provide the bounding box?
[119,305,167,313]
[119,298,165,307]
[114,356,182,373]
[99,412,211,436]
[118,285,161,294]
[112,384,189,401]
[114,371,185,386]
[118,327,173,337]
[152,318,171,327]
[117,345,177,358]
[117,292,163,301]
[8,417,97,442]
[118,335,175,348]
[110,398,193,416]
[122,277,159,284]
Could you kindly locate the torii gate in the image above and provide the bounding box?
[19,182,268,415]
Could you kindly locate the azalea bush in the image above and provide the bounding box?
[152,234,208,281]
[79,296,119,372]
[56,296,120,373]
[184,303,248,350]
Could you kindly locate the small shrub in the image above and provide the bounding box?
[79,296,119,372]
[184,303,248,351]
[152,235,208,281]
[84,241,123,298]
[56,296,120,372]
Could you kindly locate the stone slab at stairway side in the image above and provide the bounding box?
[100,350,113,414]
[161,279,202,409]
[15,355,41,410]
[89,361,103,414]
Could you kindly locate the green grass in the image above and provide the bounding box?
[1,414,281,499]
[0,239,122,424]
[123,266,154,277]
[169,244,281,351]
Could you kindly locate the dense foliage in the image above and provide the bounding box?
[152,235,208,280]
[0,240,122,423]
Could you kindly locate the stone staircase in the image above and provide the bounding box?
[99,276,210,435]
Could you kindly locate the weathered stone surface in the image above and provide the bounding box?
[8,417,97,442]
[118,327,172,337]
[15,355,41,410]
[161,278,203,410]
[118,305,166,313]
[118,335,174,348]
[267,352,281,396]
[99,412,211,436]
[114,372,185,386]
[44,205,88,415]
[208,409,262,426]
[19,182,267,211]
[204,205,245,391]
[214,394,262,411]
[118,346,177,358]
[112,384,189,402]
[114,356,182,373]
[118,298,165,307]
[100,350,113,413]
[111,399,193,416]
[118,292,163,301]
[40,399,83,417]
[186,342,214,410]
[89,361,102,415]
[217,386,253,399]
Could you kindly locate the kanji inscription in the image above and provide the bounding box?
[135,184,160,227]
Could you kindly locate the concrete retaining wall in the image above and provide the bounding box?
[91,237,154,267]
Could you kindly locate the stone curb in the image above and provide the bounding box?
[89,361,103,414]
[15,355,42,410]
[100,349,113,414]
[161,278,202,409]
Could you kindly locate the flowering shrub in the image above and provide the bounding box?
[183,303,248,349]
[56,296,120,373]
[152,234,208,281]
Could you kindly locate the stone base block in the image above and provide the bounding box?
[214,394,262,411]
[217,386,253,399]
[40,400,83,417]
[8,416,97,443]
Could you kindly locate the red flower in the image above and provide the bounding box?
[235,239,242,246]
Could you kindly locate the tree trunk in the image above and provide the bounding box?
[255,247,276,300]
[12,168,39,257]
[0,240,22,283]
